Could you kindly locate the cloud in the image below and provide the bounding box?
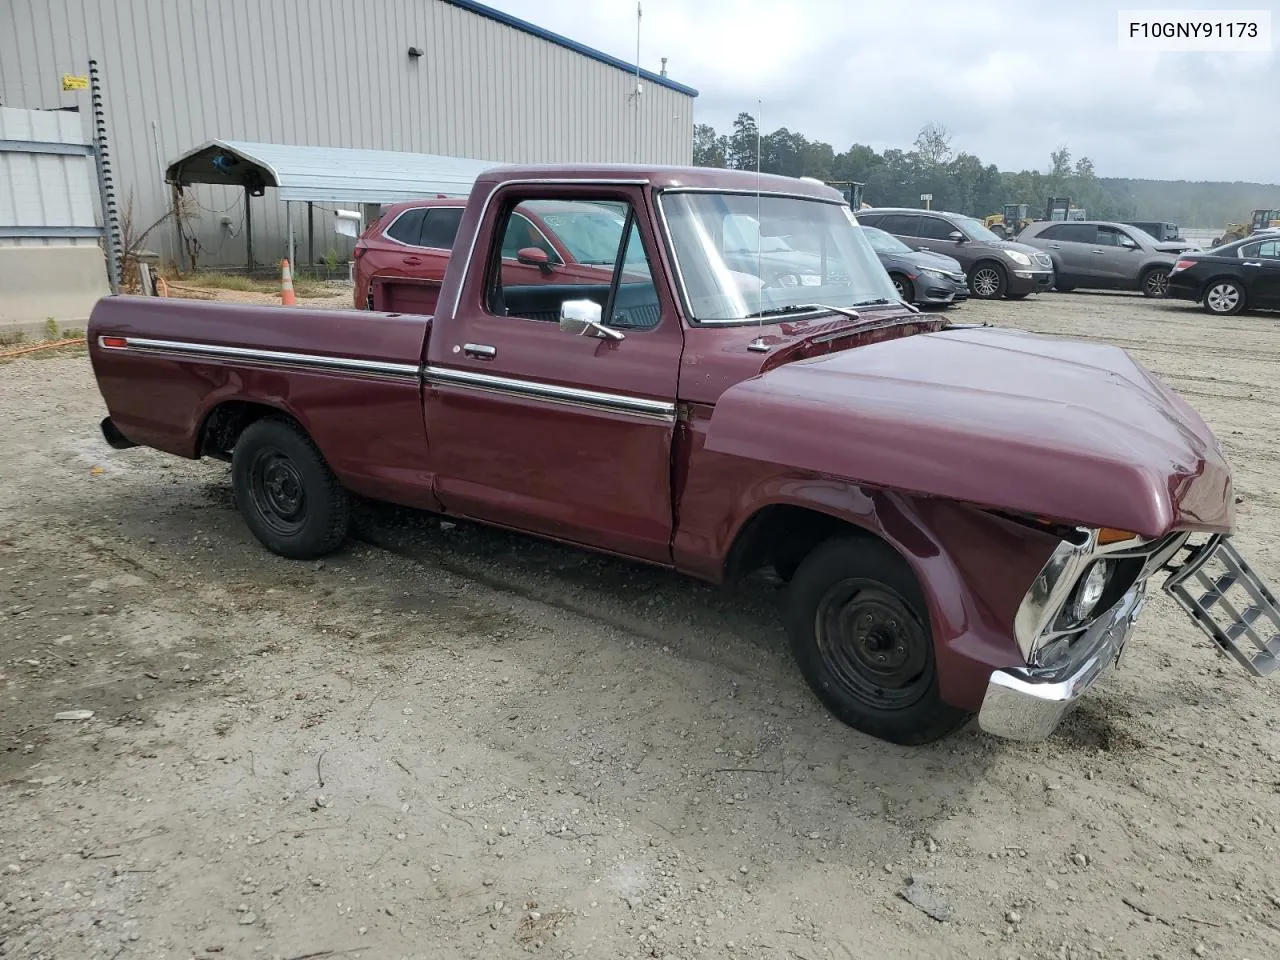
[484,0,1280,182]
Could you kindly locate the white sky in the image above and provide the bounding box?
[484,0,1280,182]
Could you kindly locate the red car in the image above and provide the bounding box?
[353,197,640,314]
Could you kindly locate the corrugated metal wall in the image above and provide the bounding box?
[0,106,101,247]
[0,0,695,270]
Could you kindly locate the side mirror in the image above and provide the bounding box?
[559,299,624,341]
[948,231,966,242]
[517,246,555,274]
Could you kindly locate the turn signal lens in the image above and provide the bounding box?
[100,336,127,348]
[1097,527,1138,545]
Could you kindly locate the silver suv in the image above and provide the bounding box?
[1018,220,1200,298]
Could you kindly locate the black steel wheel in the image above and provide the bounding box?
[232,417,350,559]
[785,536,970,745]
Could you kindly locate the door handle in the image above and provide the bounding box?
[1092,250,1105,255]
[1243,261,1262,267]
[403,255,422,265]
[1049,243,1061,249]
[463,342,496,359]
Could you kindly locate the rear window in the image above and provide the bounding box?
[385,208,427,245]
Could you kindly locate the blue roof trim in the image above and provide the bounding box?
[440,0,699,98]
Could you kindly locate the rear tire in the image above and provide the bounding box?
[232,417,351,560]
[785,537,970,745]
[889,273,915,304]
[1202,279,1245,316]
[1140,267,1170,298]
[969,262,1007,300]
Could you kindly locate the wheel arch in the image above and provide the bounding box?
[196,397,313,462]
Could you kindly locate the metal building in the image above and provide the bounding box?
[0,0,698,270]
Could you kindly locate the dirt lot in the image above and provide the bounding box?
[2,291,1278,960]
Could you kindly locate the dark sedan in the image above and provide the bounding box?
[1166,232,1280,316]
[858,225,968,306]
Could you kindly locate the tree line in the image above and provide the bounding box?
[692,114,1280,228]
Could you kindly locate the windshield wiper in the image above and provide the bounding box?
[742,303,863,321]
[851,296,920,313]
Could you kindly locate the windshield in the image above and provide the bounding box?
[954,215,1005,243]
[858,225,914,255]
[659,192,900,323]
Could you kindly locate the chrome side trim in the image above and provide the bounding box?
[424,365,676,421]
[447,178,652,318]
[97,336,421,381]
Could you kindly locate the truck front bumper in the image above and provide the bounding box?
[977,585,1145,741]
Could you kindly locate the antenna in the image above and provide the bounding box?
[633,2,642,162]
[756,98,763,325]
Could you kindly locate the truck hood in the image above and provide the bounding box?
[704,325,1233,538]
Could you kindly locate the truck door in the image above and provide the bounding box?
[423,184,683,564]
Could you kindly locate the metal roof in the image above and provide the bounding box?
[165,140,501,204]
[440,0,698,98]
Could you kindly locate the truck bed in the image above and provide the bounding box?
[87,296,440,510]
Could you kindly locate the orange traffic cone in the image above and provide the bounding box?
[280,259,297,306]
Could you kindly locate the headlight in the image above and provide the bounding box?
[1068,560,1111,623]
[920,268,946,279]
[1004,250,1032,266]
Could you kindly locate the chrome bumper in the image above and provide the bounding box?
[978,585,1146,741]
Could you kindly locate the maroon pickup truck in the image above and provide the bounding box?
[87,164,1279,747]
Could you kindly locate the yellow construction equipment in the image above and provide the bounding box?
[1213,209,1280,246]
[985,203,1032,239]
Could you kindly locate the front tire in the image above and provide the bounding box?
[1140,267,1169,298]
[889,273,914,304]
[969,262,1007,300]
[785,537,969,745]
[232,417,351,559]
[1202,279,1245,316]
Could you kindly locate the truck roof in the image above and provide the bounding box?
[475,164,847,202]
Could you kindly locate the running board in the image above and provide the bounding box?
[1162,535,1280,678]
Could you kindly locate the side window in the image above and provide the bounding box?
[855,213,882,227]
[881,214,921,236]
[1060,223,1097,243]
[420,207,464,249]
[385,208,427,245]
[1038,224,1069,240]
[484,197,661,330]
[1255,241,1280,259]
[499,211,559,261]
[916,216,956,240]
[1097,226,1136,247]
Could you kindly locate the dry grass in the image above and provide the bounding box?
[183,272,332,299]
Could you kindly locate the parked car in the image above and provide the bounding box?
[1018,220,1200,298]
[1124,221,1184,243]
[856,207,1055,300]
[857,224,968,306]
[1166,232,1280,315]
[86,163,1275,748]
[353,197,631,313]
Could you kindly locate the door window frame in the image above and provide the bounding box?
[469,186,670,335]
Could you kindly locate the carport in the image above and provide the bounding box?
[164,140,499,271]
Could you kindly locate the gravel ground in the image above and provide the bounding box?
[1,291,1278,960]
